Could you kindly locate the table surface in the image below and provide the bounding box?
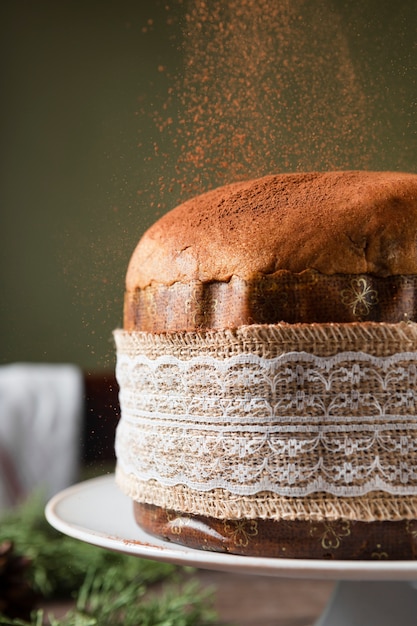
[199,570,334,626]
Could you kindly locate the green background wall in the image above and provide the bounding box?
[1,1,416,371]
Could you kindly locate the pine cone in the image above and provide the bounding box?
[0,540,39,619]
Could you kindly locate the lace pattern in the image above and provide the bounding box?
[114,325,417,520]
[115,466,417,522]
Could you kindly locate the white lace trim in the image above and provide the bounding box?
[115,467,417,522]
[115,333,417,499]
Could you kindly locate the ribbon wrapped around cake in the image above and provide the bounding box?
[115,322,417,523]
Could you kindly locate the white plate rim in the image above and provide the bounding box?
[45,474,417,581]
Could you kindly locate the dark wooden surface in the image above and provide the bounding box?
[199,570,334,625]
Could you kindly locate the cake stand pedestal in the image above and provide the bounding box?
[45,475,417,626]
[315,580,417,626]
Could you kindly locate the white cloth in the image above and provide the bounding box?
[0,363,83,513]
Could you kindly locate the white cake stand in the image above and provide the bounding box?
[45,475,417,626]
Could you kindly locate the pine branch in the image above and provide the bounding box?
[0,579,218,626]
[0,494,223,626]
[0,494,176,598]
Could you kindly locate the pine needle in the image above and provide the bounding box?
[0,494,222,626]
[0,494,176,598]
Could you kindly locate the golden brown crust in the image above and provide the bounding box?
[126,171,417,291]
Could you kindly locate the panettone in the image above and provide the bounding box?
[115,170,417,559]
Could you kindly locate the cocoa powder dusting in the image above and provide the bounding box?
[128,171,417,290]
[150,0,388,207]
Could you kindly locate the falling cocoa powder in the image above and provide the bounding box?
[148,1,402,207]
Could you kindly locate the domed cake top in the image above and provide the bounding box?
[126,171,417,290]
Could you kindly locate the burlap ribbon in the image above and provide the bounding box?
[115,322,417,522]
